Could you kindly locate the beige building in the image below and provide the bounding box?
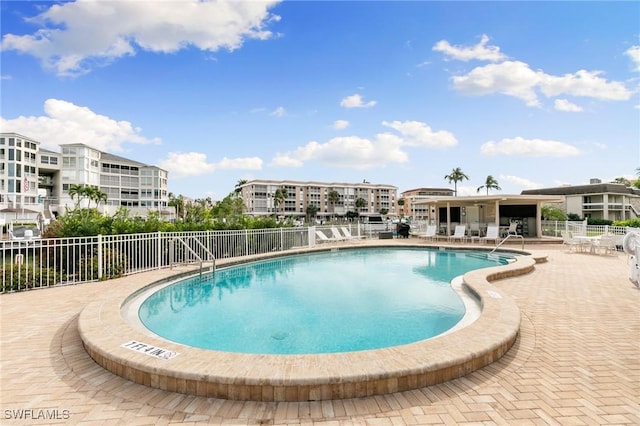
[522,180,640,221]
[0,133,171,225]
[238,179,398,220]
[413,194,564,237]
[398,187,454,219]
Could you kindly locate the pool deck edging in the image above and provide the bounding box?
[78,244,539,401]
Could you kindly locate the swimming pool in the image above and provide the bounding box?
[79,243,535,401]
[138,248,510,354]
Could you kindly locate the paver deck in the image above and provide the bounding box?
[1,242,639,425]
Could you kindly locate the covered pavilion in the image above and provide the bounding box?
[412,194,564,237]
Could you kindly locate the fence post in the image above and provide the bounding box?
[157,231,162,270]
[97,234,103,280]
[245,229,249,256]
[280,227,284,251]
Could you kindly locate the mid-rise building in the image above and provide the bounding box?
[398,187,455,219]
[238,179,398,220]
[522,179,640,221]
[0,133,171,225]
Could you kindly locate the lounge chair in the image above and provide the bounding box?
[330,227,347,241]
[340,227,363,240]
[448,225,467,243]
[315,230,339,243]
[417,225,437,241]
[480,224,500,245]
[469,222,481,237]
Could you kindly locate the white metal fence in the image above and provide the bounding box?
[1,227,313,293]
[2,222,635,293]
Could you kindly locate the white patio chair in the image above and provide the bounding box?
[561,231,584,252]
[593,234,617,255]
[418,225,437,241]
[480,224,501,245]
[448,225,467,243]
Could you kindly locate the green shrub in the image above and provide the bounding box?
[587,218,613,226]
[613,218,640,228]
[1,264,61,292]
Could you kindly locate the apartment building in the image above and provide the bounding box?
[239,179,398,220]
[522,179,640,221]
[398,187,455,219]
[0,133,171,224]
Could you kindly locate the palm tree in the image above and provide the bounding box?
[168,193,185,220]
[477,175,501,195]
[328,190,340,215]
[94,190,107,209]
[355,197,366,214]
[273,186,288,216]
[68,183,85,208]
[306,204,319,223]
[234,179,248,195]
[444,167,469,196]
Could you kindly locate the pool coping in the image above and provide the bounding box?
[78,243,541,402]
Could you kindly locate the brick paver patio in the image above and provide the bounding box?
[1,244,638,425]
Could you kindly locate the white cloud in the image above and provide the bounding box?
[279,135,407,169]
[452,61,542,107]
[269,154,304,167]
[1,0,282,76]
[480,137,581,157]
[340,94,377,108]
[0,98,160,152]
[158,152,216,177]
[158,152,262,178]
[626,45,640,71]
[433,34,507,62]
[271,119,456,168]
[452,61,633,107]
[332,120,349,130]
[539,70,632,101]
[270,106,286,117]
[499,174,542,190]
[554,99,583,112]
[381,120,457,148]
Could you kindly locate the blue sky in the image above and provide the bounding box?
[1,0,639,200]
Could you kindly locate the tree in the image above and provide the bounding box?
[541,205,566,221]
[476,175,501,195]
[234,179,248,195]
[355,197,366,214]
[328,190,340,214]
[168,193,185,220]
[273,186,288,216]
[305,204,319,222]
[611,177,631,186]
[445,167,469,196]
[93,188,108,209]
[68,183,85,209]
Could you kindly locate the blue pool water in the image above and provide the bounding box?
[138,248,510,354]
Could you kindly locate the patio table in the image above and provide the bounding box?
[573,235,600,254]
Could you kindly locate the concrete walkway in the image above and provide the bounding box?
[1,245,638,425]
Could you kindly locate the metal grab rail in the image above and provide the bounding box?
[490,234,525,254]
[169,237,215,278]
